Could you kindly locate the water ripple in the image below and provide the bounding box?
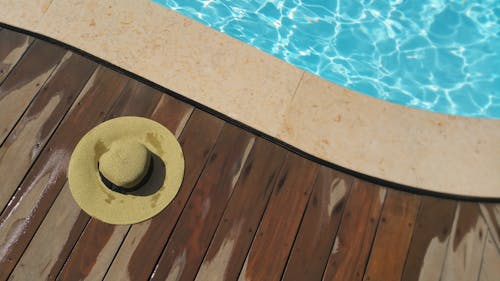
[154,0,500,119]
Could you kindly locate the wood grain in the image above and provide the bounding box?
[56,81,165,281]
[9,80,164,281]
[281,167,353,281]
[238,153,319,281]
[0,67,129,280]
[0,52,96,210]
[322,180,387,281]
[0,39,66,144]
[440,202,487,281]
[104,109,224,281]
[195,137,287,281]
[401,196,457,281]
[479,203,500,252]
[150,124,255,281]
[0,28,497,281]
[9,183,90,281]
[478,231,500,281]
[56,220,129,281]
[362,189,421,281]
[0,29,33,84]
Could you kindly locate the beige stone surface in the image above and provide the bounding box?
[0,0,52,27]
[38,0,303,136]
[279,73,500,197]
[0,0,499,197]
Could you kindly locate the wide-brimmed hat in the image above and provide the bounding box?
[68,116,184,224]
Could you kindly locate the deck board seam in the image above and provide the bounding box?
[317,177,356,281]
[478,204,500,253]
[359,185,389,281]
[399,195,425,280]
[278,166,321,280]
[147,119,227,279]
[0,62,98,217]
[475,230,489,281]
[51,73,134,278]
[54,214,92,280]
[176,132,257,280]
[0,34,35,89]
[101,101,196,280]
[234,152,290,281]
[4,62,99,278]
[230,152,290,281]
[0,43,65,148]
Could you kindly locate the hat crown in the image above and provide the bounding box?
[99,140,151,188]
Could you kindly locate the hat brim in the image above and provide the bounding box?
[68,116,184,225]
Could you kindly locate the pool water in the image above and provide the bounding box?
[153,0,500,119]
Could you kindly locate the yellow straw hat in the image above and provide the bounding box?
[68,116,184,225]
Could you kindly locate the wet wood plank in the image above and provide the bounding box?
[9,183,90,281]
[0,27,496,281]
[0,52,97,211]
[194,138,287,281]
[0,29,33,84]
[362,189,421,281]
[440,202,488,281]
[56,88,193,281]
[104,109,224,281]
[322,180,387,281]
[55,81,165,281]
[479,231,500,281]
[56,220,129,281]
[401,196,457,281]
[238,154,319,281]
[150,124,255,281]
[479,203,500,252]
[281,167,353,281]
[0,67,129,280]
[9,80,164,281]
[0,39,66,144]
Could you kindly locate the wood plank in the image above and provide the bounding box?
[104,109,223,281]
[10,80,170,281]
[0,29,33,84]
[56,88,193,281]
[8,183,90,281]
[0,52,97,210]
[440,202,488,281]
[149,124,255,281]
[56,220,130,281]
[401,196,457,281]
[322,180,387,281]
[362,189,421,281]
[479,203,500,252]
[238,153,319,281]
[479,231,500,281]
[0,67,129,280]
[281,167,353,281]
[194,137,287,281]
[0,39,66,144]
[13,80,164,281]
[55,81,166,281]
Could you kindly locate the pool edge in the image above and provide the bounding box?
[1,0,498,198]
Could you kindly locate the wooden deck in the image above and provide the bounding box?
[0,27,499,281]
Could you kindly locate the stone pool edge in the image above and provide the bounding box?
[1,0,498,198]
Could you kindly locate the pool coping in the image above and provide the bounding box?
[1,0,498,198]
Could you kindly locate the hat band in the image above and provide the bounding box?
[98,155,154,195]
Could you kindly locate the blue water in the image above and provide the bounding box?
[153,0,500,118]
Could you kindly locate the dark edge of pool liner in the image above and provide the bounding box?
[3,22,498,203]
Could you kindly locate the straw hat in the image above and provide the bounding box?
[68,116,184,224]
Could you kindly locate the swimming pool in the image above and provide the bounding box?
[153,0,500,119]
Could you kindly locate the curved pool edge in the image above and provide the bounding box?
[2,0,498,198]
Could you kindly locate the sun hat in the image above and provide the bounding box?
[68,116,184,224]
